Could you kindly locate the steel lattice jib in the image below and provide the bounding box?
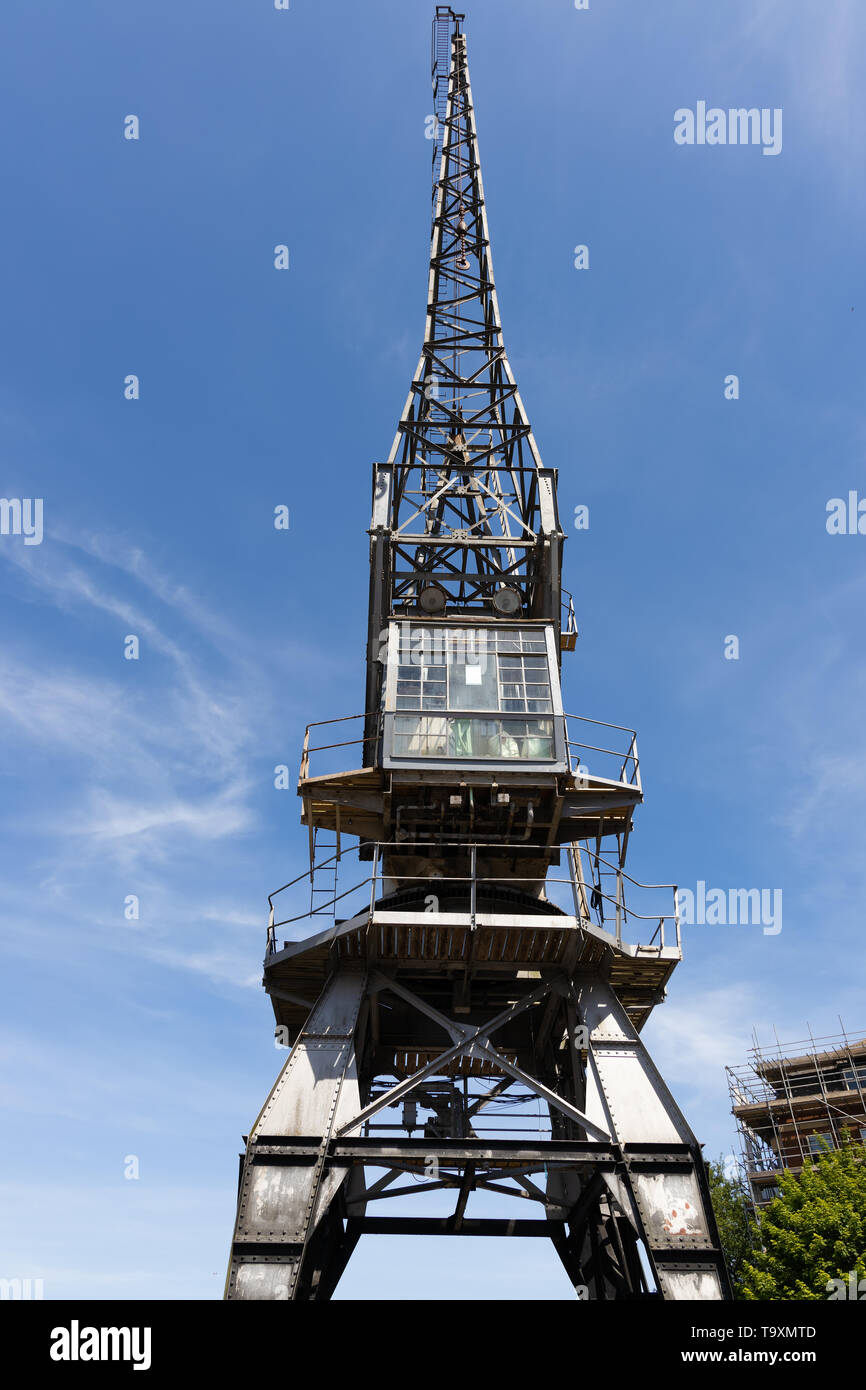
[381,619,567,772]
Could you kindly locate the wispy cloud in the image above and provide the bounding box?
[0,534,272,863]
[735,0,866,194]
[647,983,761,1091]
[0,528,308,1001]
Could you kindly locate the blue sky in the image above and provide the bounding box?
[1,0,865,1299]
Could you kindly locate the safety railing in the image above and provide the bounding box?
[299,712,382,782]
[561,590,578,652]
[568,843,679,951]
[564,712,640,791]
[299,709,639,791]
[743,1151,784,1175]
[265,836,679,956]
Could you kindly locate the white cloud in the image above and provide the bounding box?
[646,983,761,1090]
[0,532,274,866]
[738,0,866,191]
[75,785,255,845]
[141,943,262,991]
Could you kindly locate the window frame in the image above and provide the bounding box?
[806,1132,834,1156]
[381,620,567,772]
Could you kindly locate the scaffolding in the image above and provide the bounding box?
[727,1022,866,1211]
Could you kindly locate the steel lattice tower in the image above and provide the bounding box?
[225,7,730,1302]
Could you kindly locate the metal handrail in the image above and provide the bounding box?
[564,711,638,736]
[300,710,383,780]
[561,590,578,649]
[566,739,640,784]
[302,711,638,738]
[581,845,676,895]
[299,708,641,791]
[272,870,679,933]
[563,712,640,790]
[266,836,680,955]
[269,835,673,903]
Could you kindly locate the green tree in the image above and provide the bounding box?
[707,1157,755,1298]
[742,1138,866,1300]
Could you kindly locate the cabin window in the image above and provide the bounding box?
[386,624,560,764]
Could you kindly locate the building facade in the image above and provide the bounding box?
[728,1026,866,1210]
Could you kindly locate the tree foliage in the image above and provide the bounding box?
[741,1139,866,1300]
[707,1157,755,1298]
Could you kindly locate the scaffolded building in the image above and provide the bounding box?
[728,1026,866,1211]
